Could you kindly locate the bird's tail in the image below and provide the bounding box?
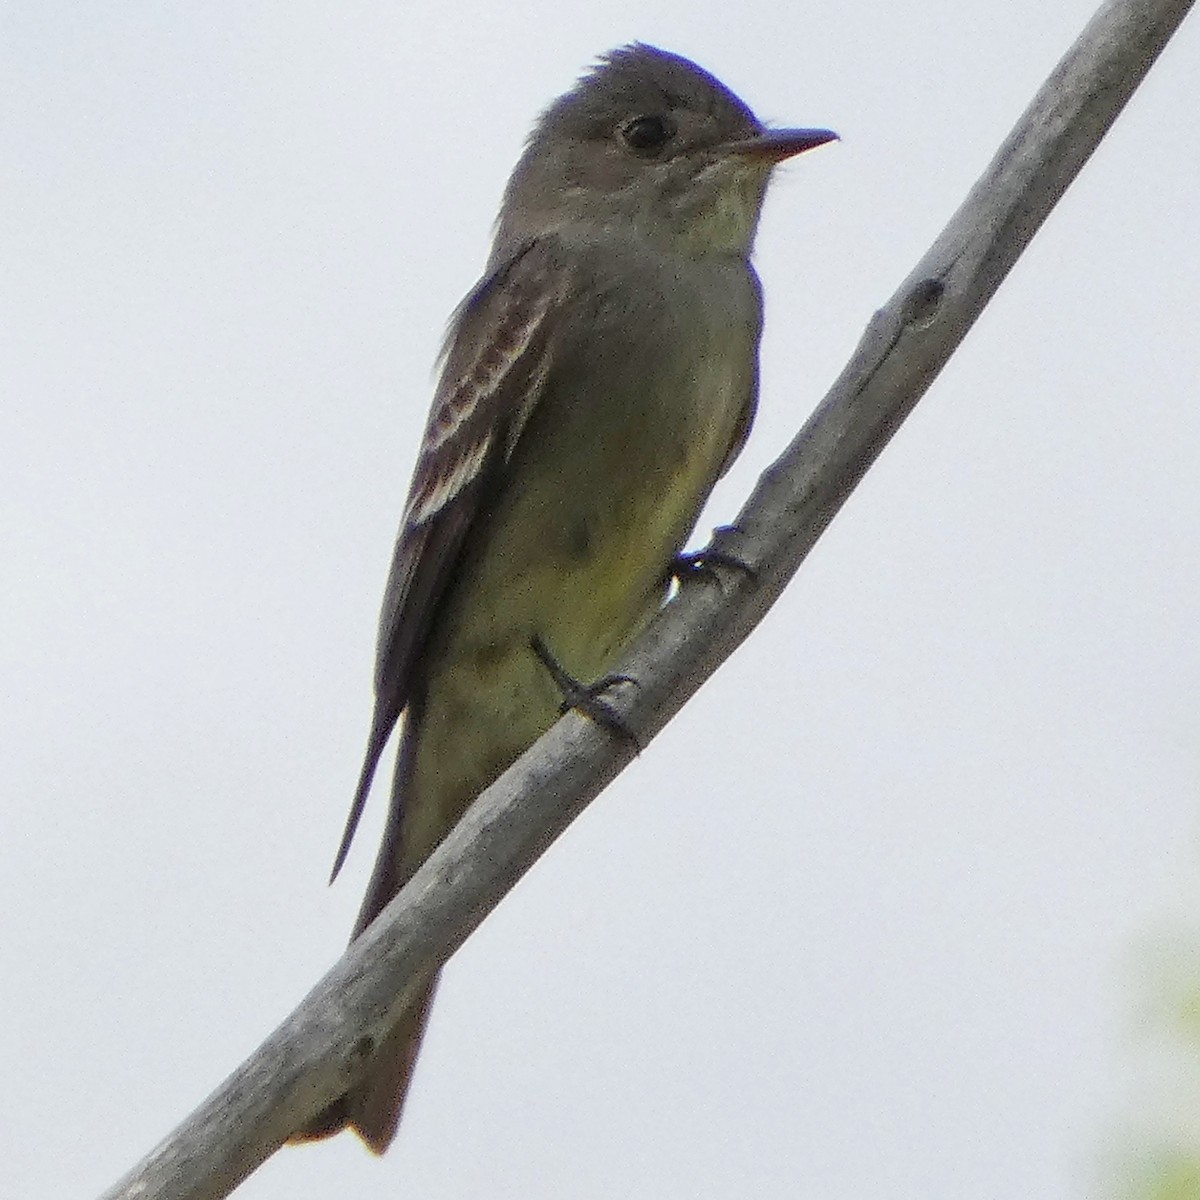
[290,975,438,1154]
[291,712,438,1154]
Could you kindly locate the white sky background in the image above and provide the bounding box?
[3,2,1199,1197]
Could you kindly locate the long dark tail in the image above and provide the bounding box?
[292,714,434,1154]
[293,976,438,1153]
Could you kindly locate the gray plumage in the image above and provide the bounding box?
[294,43,834,1154]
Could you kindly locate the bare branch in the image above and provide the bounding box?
[99,1,1194,1196]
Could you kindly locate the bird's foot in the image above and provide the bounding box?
[672,525,758,589]
[530,634,640,750]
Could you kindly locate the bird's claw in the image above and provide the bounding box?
[530,635,641,749]
[672,526,757,589]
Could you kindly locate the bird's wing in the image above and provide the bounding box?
[330,240,570,880]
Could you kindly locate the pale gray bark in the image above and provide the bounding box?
[99,1,1195,1196]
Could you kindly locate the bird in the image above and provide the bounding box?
[292,42,835,1154]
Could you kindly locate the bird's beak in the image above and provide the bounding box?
[725,127,839,163]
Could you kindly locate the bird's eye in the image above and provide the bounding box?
[619,114,674,154]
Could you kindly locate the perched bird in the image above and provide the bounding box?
[294,43,835,1153]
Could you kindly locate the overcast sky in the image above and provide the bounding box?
[4,3,1200,1198]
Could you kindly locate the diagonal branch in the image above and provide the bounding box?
[98,1,1194,1196]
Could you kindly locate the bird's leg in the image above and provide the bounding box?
[672,523,758,589]
[530,633,641,749]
